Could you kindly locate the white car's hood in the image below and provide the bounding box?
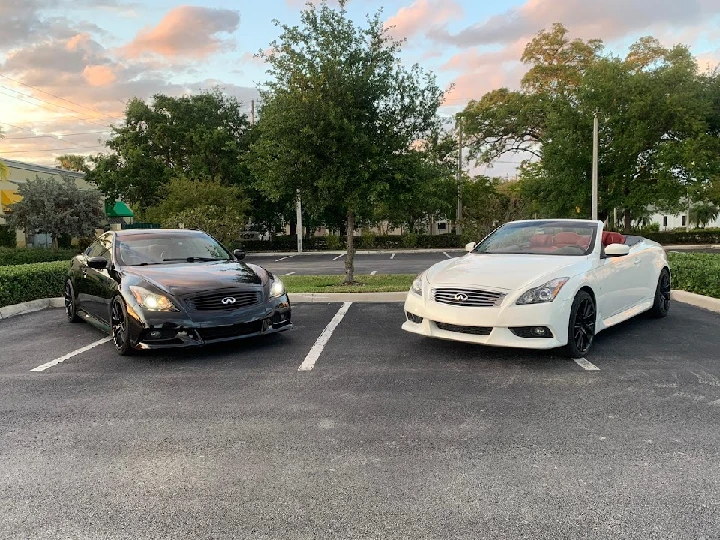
[426,253,588,291]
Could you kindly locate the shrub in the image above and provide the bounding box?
[0,260,68,308]
[360,232,376,249]
[668,252,720,299]
[326,235,344,250]
[645,230,720,244]
[0,247,81,266]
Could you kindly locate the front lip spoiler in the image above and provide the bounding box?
[135,321,293,350]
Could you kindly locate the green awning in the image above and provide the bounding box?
[105,200,134,218]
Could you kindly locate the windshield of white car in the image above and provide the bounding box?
[473,221,598,256]
[115,232,233,266]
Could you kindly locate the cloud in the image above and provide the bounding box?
[121,6,240,59]
[430,0,720,47]
[83,65,116,86]
[384,0,463,40]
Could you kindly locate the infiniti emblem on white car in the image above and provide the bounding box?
[454,293,468,302]
[221,297,237,305]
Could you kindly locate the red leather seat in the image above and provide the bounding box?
[530,234,554,248]
[601,231,626,247]
[554,232,581,247]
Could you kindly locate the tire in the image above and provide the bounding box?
[649,268,671,318]
[64,279,82,323]
[564,290,596,358]
[110,296,135,356]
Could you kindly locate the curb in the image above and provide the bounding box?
[670,291,720,313]
[245,248,464,258]
[290,292,408,303]
[0,297,64,320]
[2,290,719,320]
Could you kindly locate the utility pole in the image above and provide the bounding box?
[251,99,255,125]
[592,110,599,221]
[686,189,691,232]
[296,189,303,253]
[456,116,463,236]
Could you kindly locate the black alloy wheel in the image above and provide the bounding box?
[650,268,671,318]
[565,291,596,358]
[111,296,134,356]
[65,280,81,323]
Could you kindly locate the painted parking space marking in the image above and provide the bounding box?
[275,256,292,261]
[285,271,296,275]
[443,252,452,259]
[371,271,377,275]
[390,253,396,260]
[332,253,346,261]
[298,302,352,372]
[30,337,112,372]
[574,357,600,371]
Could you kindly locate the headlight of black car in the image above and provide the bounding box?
[269,278,286,298]
[129,286,179,311]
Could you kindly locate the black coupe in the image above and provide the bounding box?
[64,229,292,355]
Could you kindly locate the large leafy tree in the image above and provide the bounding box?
[247,0,445,283]
[6,176,104,248]
[86,89,252,213]
[461,24,719,232]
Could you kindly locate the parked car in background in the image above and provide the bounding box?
[402,219,671,357]
[64,229,292,355]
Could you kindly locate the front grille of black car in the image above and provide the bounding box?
[433,287,505,307]
[198,320,264,341]
[185,290,261,311]
[434,322,492,336]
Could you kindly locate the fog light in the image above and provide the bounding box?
[150,330,161,338]
[532,327,546,336]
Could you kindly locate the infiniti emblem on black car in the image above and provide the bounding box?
[221,297,237,305]
[454,293,468,302]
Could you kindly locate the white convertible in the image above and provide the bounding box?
[402,219,671,358]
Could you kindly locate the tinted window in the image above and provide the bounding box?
[115,232,232,266]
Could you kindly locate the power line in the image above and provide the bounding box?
[0,121,110,153]
[0,73,124,123]
[0,88,116,129]
[3,131,110,140]
[1,144,106,154]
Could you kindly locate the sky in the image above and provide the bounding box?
[1,0,719,177]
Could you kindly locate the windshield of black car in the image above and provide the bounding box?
[115,233,232,266]
[472,222,598,256]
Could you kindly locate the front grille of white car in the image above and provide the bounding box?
[433,287,505,307]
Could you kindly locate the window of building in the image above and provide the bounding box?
[437,223,447,230]
[663,216,668,227]
[682,215,687,226]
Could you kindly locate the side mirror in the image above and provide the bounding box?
[465,242,476,252]
[605,244,630,257]
[87,256,109,269]
[233,249,246,261]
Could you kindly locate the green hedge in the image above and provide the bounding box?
[646,230,720,245]
[0,247,82,266]
[236,234,465,252]
[0,260,69,308]
[668,252,720,299]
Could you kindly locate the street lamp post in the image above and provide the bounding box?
[592,110,599,221]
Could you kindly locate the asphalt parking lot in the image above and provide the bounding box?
[1,300,720,539]
[248,245,718,276]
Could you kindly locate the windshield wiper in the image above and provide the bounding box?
[162,257,230,262]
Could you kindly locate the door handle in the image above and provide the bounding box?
[633,259,641,265]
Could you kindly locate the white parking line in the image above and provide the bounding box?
[443,252,452,259]
[30,337,112,372]
[332,253,346,261]
[275,256,291,261]
[371,271,377,275]
[285,271,296,275]
[574,357,600,371]
[390,253,396,260]
[298,302,352,372]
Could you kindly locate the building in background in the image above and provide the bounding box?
[0,158,134,247]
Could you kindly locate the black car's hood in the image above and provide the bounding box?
[123,261,264,296]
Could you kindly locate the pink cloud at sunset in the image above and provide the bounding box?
[385,0,463,40]
[121,6,240,59]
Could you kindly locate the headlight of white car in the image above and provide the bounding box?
[270,278,286,298]
[129,286,178,311]
[411,272,425,296]
[516,277,569,305]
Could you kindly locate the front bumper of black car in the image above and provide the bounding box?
[124,294,292,350]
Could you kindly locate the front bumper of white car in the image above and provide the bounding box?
[402,288,572,349]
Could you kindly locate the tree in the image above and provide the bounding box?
[5,176,104,248]
[248,0,445,283]
[461,24,718,232]
[55,154,87,172]
[690,202,719,228]
[85,88,252,213]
